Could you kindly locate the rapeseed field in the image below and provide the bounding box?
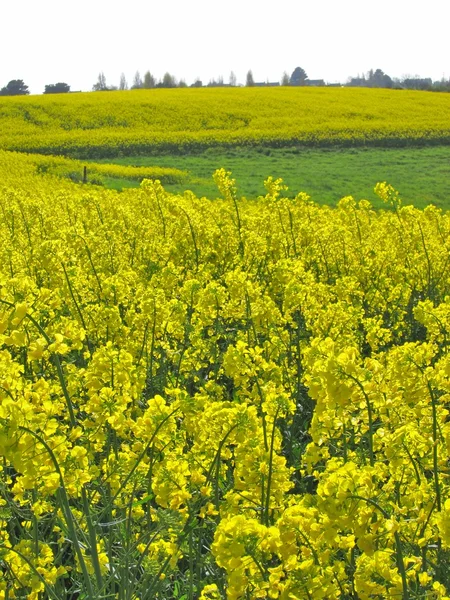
[1,87,450,156]
[1,149,450,598]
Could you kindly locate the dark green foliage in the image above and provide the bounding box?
[44,83,71,94]
[290,67,308,86]
[0,79,29,96]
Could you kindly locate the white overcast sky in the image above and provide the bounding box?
[1,0,449,94]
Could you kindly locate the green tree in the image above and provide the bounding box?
[131,71,142,89]
[290,67,308,86]
[281,72,290,86]
[119,73,128,90]
[92,72,107,91]
[368,68,393,88]
[0,79,29,96]
[246,70,254,87]
[229,71,237,86]
[161,72,176,88]
[143,71,155,89]
[44,82,70,94]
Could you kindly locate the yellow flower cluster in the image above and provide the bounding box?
[0,87,449,156]
[0,150,450,598]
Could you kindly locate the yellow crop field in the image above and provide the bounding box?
[1,87,450,156]
[1,149,450,598]
[14,151,188,185]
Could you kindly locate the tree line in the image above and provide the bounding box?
[1,66,450,96]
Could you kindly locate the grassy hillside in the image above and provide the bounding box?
[95,145,450,209]
[1,87,450,156]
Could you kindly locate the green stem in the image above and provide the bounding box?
[189,527,194,600]
[264,408,280,526]
[344,373,374,466]
[109,407,179,507]
[180,207,199,270]
[61,262,93,357]
[427,381,441,512]
[17,426,95,599]
[350,495,408,600]
[82,488,104,591]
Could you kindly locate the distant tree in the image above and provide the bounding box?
[246,70,254,87]
[401,76,432,91]
[229,71,237,86]
[367,68,393,88]
[281,72,290,86]
[161,72,176,88]
[347,69,393,89]
[131,71,142,89]
[433,78,450,92]
[92,72,107,91]
[290,67,308,86]
[44,82,70,94]
[379,69,393,88]
[119,73,128,90]
[0,79,30,96]
[347,73,367,87]
[209,76,225,87]
[143,71,156,89]
[178,79,188,88]
[191,79,203,88]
